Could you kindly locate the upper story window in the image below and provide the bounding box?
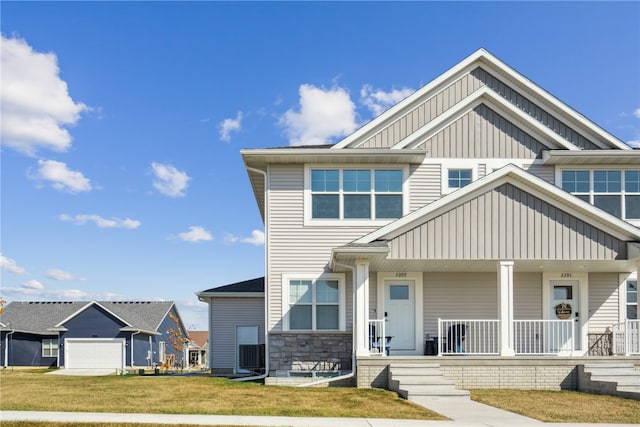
[448,169,472,189]
[627,280,638,320]
[42,338,59,357]
[310,168,403,220]
[561,169,640,220]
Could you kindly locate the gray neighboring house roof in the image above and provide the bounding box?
[0,301,175,335]
[197,277,264,298]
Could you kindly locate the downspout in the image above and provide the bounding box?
[148,336,153,367]
[234,166,269,382]
[4,327,14,369]
[297,260,356,387]
[130,330,141,368]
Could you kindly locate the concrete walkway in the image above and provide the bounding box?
[0,408,635,427]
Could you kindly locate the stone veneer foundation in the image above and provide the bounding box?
[267,332,352,375]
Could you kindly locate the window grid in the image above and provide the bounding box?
[448,169,472,189]
[42,338,59,357]
[310,169,403,220]
[289,279,340,331]
[561,169,640,220]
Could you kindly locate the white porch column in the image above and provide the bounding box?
[354,258,370,357]
[498,261,515,356]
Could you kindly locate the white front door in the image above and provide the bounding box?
[384,281,415,352]
[236,326,258,373]
[549,280,580,351]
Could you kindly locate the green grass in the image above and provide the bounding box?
[471,389,640,424]
[0,369,441,420]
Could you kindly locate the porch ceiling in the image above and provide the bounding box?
[331,255,639,274]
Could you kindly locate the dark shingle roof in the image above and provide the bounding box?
[201,277,264,294]
[0,301,174,335]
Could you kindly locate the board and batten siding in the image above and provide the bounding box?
[358,72,485,149]
[417,104,545,159]
[210,297,264,370]
[267,165,379,331]
[388,183,627,261]
[588,273,620,332]
[471,67,599,150]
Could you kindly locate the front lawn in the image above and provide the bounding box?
[471,389,640,424]
[0,369,441,420]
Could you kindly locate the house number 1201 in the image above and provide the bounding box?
[395,272,407,277]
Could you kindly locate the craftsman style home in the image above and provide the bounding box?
[0,300,188,371]
[204,49,640,390]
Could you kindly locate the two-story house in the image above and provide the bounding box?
[200,49,640,390]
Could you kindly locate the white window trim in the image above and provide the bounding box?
[620,272,638,322]
[282,273,346,331]
[555,167,640,225]
[304,164,409,226]
[42,338,59,358]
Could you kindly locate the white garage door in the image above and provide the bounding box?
[65,338,125,369]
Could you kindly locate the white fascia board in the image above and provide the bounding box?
[332,49,488,150]
[542,150,640,165]
[356,164,640,243]
[120,327,159,336]
[242,148,426,165]
[54,301,132,328]
[198,292,264,298]
[391,87,580,151]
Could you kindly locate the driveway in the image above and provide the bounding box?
[46,368,117,376]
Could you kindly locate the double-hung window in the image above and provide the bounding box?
[627,280,638,320]
[561,169,640,220]
[286,275,344,331]
[310,168,403,220]
[42,338,59,357]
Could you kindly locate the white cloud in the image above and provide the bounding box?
[59,213,141,229]
[280,84,358,146]
[224,229,265,246]
[35,159,92,193]
[360,84,414,117]
[633,108,640,119]
[628,140,640,148]
[46,268,85,281]
[22,279,44,290]
[0,35,88,156]
[151,162,190,197]
[0,254,26,274]
[219,111,243,142]
[178,226,213,243]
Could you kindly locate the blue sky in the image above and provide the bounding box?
[1,2,639,330]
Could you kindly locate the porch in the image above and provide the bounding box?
[368,318,640,357]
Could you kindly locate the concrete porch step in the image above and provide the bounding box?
[581,363,640,400]
[388,363,469,401]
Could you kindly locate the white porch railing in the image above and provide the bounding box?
[612,320,640,355]
[437,319,500,355]
[513,319,575,355]
[368,319,388,356]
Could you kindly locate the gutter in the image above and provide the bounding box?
[296,260,356,387]
[233,166,269,382]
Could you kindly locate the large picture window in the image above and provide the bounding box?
[561,169,640,220]
[310,168,403,220]
[42,338,59,357]
[286,275,344,331]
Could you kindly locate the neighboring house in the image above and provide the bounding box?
[0,300,188,370]
[187,330,208,369]
[197,277,265,374]
[201,48,640,388]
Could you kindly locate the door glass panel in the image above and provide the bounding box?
[553,286,573,300]
[390,284,409,300]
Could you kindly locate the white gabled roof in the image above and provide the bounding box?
[355,164,640,244]
[333,48,630,151]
